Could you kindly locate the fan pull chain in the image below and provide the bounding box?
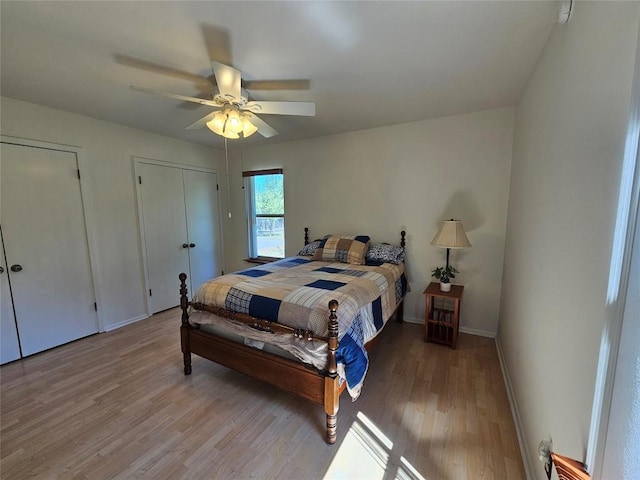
[225,137,232,219]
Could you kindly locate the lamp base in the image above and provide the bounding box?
[440,282,451,292]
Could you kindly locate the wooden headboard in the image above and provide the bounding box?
[303,227,406,248]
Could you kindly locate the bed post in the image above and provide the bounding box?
[179,273,192,375]
[395,300,405,323]
[395,230,407,323]
[324,299,339,445]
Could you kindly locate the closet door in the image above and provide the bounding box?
[183,169,221,293]
[138,163,190,313]
[0,143,98,357]
[0,227,21,364]
[137,161,222,314]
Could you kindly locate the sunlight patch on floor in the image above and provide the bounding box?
[323,411,426,480]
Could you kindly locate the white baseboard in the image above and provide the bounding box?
[495,336,536,480]
[402,315,423,325]
[459,326,496,338]
[103,314,149,332]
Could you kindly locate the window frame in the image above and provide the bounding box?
[243,168,285,263]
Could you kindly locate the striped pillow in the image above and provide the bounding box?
[312,235,371,265]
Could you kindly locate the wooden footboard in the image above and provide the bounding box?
[179,273,343,444]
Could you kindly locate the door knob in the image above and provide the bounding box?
[10,264,23,272]
[189,243,196,248]
[0,266,4,274]
[182,243,189,248]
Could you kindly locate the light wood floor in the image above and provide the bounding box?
[1,309,525,480]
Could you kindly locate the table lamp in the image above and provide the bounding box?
[431,219,471,291]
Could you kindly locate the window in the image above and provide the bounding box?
[243,169,285,260]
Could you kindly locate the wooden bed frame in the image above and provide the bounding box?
[179,229,406,444]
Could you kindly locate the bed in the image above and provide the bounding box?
[179,229,407,444]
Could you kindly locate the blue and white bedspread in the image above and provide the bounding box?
[189,256,407,400]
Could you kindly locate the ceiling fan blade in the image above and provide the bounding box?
[130,86,220,108]
[115,54,212,90]
[243,101,315,116]
[246,113,278,138]
[201,24,234,67]
[212,61,242,103]
[243,79,310,91]
[185,111,218,130]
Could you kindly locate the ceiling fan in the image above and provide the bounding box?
[131,61,315,139]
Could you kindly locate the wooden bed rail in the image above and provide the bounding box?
[178,273,340,375]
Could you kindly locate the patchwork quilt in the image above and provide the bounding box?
[189,256,407,399]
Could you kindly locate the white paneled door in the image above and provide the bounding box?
[137,161,221,314]
[138,163,191,313]
[0,227,21,363]
[183,169,221,292]
[0,142,98,358]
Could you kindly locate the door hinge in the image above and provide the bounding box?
[217,184,219,191]
[149,288,152,296]
[94,302,97,311]
[77,169,81,179]
[138,176,142,184]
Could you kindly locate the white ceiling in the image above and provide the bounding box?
[0,1,558,149]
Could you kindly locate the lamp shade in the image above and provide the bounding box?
[242,115,258,137]
[225,109,243,134]
[431,220,471,249]
[206,111,227,136]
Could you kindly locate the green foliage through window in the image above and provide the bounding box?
[255,175,284,215]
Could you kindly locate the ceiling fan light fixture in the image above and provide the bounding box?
[222,129,240,139]
[206,106,258,139]
[225,109,243,134]
[206,110,227,136]
[205,107,239,138]
[242,116,258,137]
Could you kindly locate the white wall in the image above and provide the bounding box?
[0,97,227,331]
[0,99,513,337]
[228,107,514,336]
[601,201,640,479]
[498,2,640,479]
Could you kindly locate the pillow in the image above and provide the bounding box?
[298,240,321,256]
[365,243,405,265]
[312,235,371,265]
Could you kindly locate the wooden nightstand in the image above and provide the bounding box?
[423,282,464,349]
